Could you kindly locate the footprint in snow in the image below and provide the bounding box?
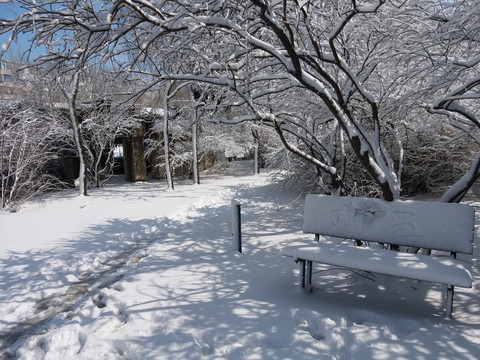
[92,293,106,309]
[296,319,325,341]
[92,291,129,324]
[194,334,215,356]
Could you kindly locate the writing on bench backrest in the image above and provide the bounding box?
[330,206,423,242]
[303,194,474,254]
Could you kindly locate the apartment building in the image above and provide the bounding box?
[0,59,35,99]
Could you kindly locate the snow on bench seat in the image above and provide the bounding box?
[282,243,473,288]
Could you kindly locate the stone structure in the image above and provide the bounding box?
[122,122,147,182]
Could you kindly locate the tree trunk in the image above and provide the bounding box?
[192,122,199,184]
[252,129,260,175]
[66,72,88,196]
[441,151,480,203]
[0,134,5,208]
[163,81,173,190]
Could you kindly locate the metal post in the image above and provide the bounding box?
[231,200,242,253]
[446,285,454,318]
[306,260,313,292]
[298,260,306,288]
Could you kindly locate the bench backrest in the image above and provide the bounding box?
[303,194,475,254]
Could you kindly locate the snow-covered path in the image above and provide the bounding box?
[1,162,480,359]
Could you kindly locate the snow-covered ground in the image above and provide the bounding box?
[1,161,479,360]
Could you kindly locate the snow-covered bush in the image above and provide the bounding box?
[80,101,141,188]
[0,102,68,211]
[401,121,476,196]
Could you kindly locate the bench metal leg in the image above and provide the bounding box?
[297,259,313,291]
[306,260,313,292]
[298,260,306,288]
[446,285,454,318]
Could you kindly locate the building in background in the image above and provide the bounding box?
[0,60,37,100]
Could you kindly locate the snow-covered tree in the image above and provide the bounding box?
[81,102,136,188]
[0,101,67,210]
[378,0,480,202]
[106,0,403,199]
[426,2,480,203]
[2,0,478,201]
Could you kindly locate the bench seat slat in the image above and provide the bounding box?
[282,243,473,288]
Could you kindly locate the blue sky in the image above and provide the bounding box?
[0,1,44,60]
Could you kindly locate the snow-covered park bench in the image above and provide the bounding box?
[282,194,475,318]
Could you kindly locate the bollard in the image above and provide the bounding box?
[231,200,242,253]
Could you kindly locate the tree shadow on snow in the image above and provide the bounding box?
[1,178,480,359]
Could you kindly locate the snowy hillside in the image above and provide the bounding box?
[1,161,479,359]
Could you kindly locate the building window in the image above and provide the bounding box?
[1,74,14,82]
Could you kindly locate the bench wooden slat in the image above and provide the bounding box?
[282,243,473,288]
[303,195,475,254]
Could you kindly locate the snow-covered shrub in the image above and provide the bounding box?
[0,102,68,211]
[401,121,476,196]
[266,145,384,198]
[80,102,140,188]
